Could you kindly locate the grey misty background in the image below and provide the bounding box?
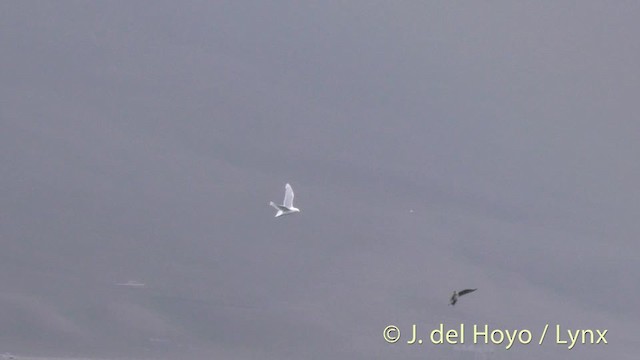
[0,1,638,359]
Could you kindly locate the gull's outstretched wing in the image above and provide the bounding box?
[458,288,477,296]
[284,183,294,208]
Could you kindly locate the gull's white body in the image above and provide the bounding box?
[270,183,300,217]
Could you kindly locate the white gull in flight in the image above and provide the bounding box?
[270,183,300,217]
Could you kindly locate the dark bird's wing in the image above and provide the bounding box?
[458,288,477,296]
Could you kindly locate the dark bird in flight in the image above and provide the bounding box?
[449,288,477,306]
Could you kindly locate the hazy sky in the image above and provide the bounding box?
[1,1,638,359]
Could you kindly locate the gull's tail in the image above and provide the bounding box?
[270,201,284,217]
